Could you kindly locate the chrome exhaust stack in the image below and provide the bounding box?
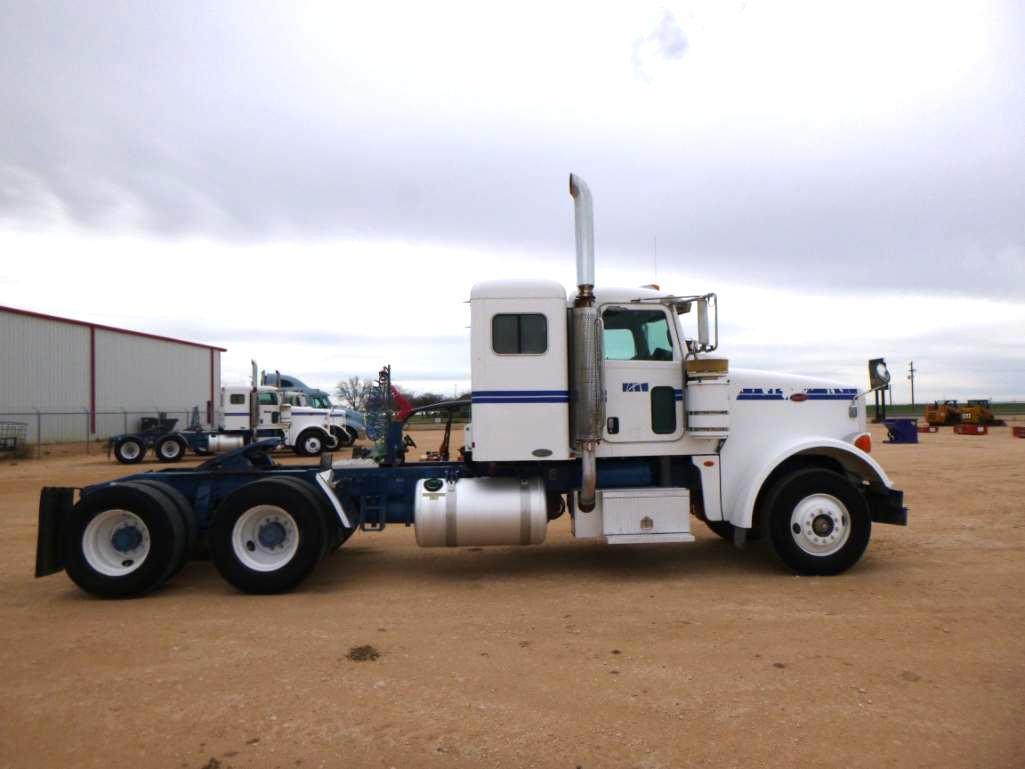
[569,174,603,512]
[570,173,595,301]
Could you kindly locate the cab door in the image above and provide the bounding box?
[256,390,281,428]
[601,305,683,444]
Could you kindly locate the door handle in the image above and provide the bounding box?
[607,416,619,434]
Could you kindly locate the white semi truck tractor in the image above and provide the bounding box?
[37,174,905,597]
[108,367,335,463]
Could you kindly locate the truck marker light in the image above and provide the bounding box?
[790,393,808,402]
[854,434,872,453]
[703,460,715,467]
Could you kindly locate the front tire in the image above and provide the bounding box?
[763,468,871,575]
[294,429,326,457]
[331,425,355,448]
[209,479,328,593]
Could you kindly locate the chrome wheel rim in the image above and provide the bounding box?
[159,441,181,459]
[119,441,141,461]
[789,493,850,556]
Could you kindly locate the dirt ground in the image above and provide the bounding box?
[1,424,1023,769]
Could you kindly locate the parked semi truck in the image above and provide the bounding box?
[36,175,906,598]
[264,373,367,448]
[108,371,335,463]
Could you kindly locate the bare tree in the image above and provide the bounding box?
[336,376,372,411]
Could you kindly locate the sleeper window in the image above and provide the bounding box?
[229,394,245,405]
[492,313,547,355]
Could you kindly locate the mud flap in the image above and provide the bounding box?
[35,487,75,577]
[867,487,907,526]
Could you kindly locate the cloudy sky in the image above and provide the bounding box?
[2,0,1023,401]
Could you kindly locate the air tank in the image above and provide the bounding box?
[414,477,548,547]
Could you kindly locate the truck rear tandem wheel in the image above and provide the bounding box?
[63,484,188,598]
[208,478,331,594]
[112,436,146,464]
[155,435,187,463]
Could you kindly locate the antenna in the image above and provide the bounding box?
[653,235,658,281]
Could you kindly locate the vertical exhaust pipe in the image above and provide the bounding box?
[569,174,603,512]
[570,174,595,299]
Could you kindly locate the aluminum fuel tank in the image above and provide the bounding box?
[414,477,547,547]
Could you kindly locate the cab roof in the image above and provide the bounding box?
[470,279,566,300]
[471,280,675,305]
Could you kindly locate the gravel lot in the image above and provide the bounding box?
[1,424,1023,769]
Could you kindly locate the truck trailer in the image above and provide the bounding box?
[35,175,906,598]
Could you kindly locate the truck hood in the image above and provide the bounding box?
[728,367,858,398]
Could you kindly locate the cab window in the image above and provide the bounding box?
[257,392,278,406]
[602,308,674,361]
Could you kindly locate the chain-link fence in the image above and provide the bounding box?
[0,407,222,456]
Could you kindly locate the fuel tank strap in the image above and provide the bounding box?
[445,487,458,547]
[519,480,531,545]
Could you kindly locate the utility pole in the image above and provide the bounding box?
[908,361,916,408]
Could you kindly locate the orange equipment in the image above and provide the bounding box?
[924,400,961,427]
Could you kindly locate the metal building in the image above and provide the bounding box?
[0,305,224,443]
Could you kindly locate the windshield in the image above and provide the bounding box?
[308,394,331,409]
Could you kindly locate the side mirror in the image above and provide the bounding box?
[697,299,710,348]
[675,301,692,315]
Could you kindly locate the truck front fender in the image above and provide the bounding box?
[727,437,893,530]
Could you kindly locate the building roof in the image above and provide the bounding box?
[0,304,227,352]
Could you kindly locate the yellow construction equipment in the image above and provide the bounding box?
[960,399,1005,426]
[924,400,961,426]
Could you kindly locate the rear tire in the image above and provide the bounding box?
[64,484,186,598]
[155,435,186,463]
[113,437,145,464]
[209,479,328,593]
[762,468,871,575]
[122,480,198,574]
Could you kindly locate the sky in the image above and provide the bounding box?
[1,0,1023,402]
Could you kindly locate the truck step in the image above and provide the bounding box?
[605,533,695,545]
[360,495,386,531]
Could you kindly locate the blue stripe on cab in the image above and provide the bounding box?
[472,397,569,403]
[472,389,569,404]
[472,390,569,396]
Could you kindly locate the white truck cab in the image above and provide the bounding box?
[221,385,333,456]
[457,174,904,574]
